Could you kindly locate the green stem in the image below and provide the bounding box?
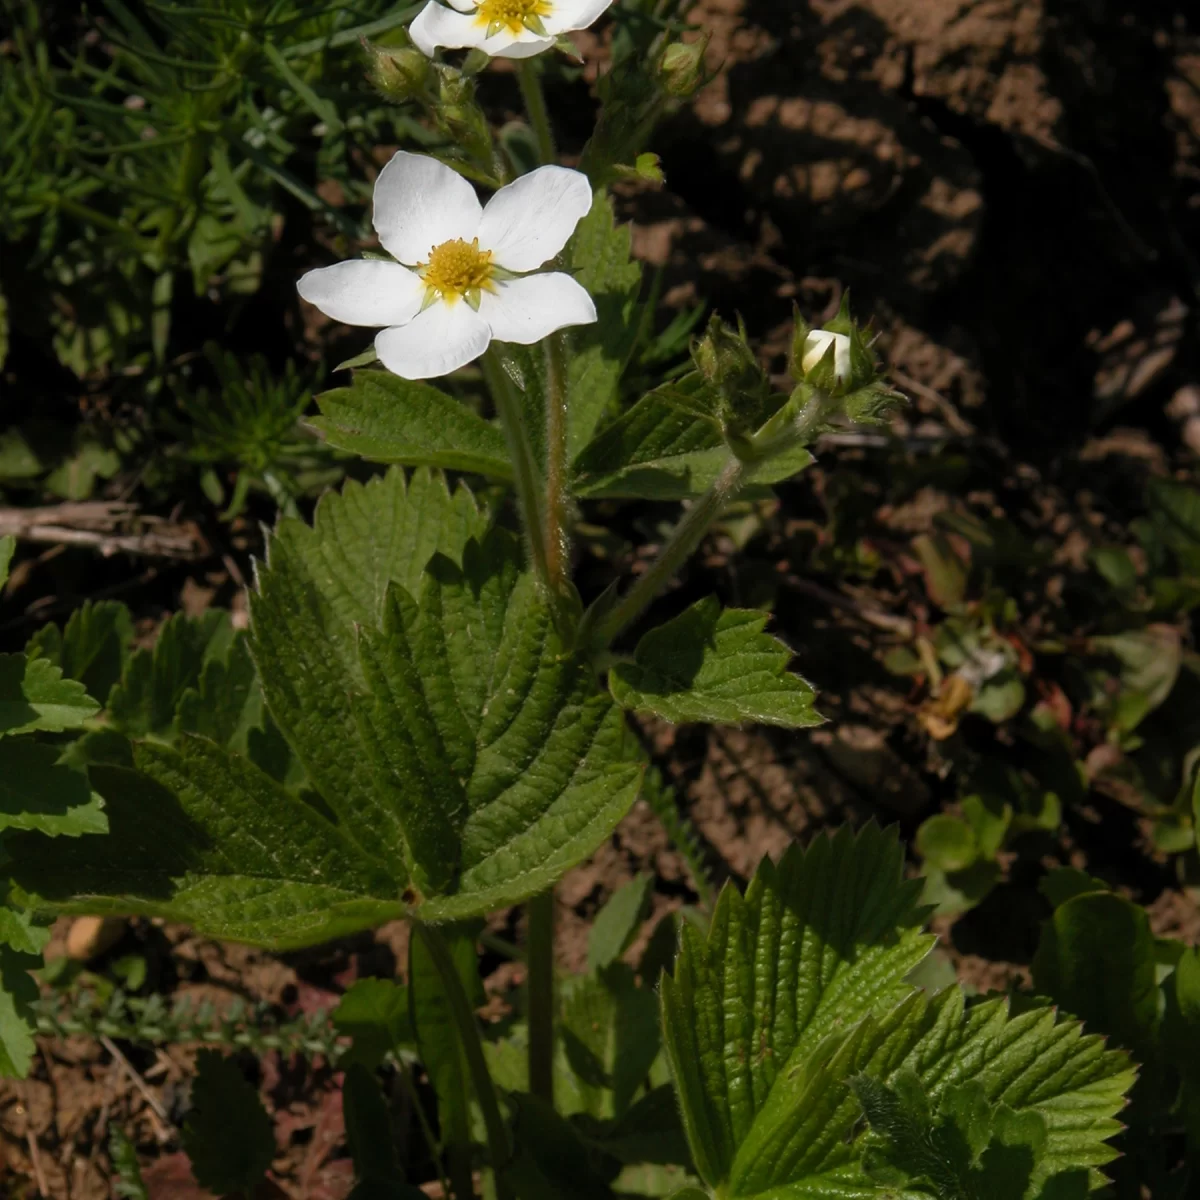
[595,455,748,649]
[517,60,555,164]
[543,333,571,605]
[526,890,555,1106]
[414,922,514,1200]
[482,348,550,591]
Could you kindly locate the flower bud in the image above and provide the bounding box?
[657,35,711,99]
[692,314,773,440]
[801,329,851,383]
[363,37,434,103]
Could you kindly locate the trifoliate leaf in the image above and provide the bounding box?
[0,738,107,837]
[7,735,403,949]
[0,653,100,736]
[181,1051,275,1195]
[661,825,1133,1195]
[564,192,643,457]
[249,468,488,874]
[610,596,822,728]
[310,372,514,480]
[333,978,414,1070]
[108,610,232,738]
[26,600,134,708]
[353,530,641,915]
[588,873,654,972]
[0,945,39,1078]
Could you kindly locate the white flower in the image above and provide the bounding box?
[297,152,597,380]
[801,329,851,383]
[410,0,613,60]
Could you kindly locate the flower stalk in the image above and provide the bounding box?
[517,59,556,165]
[543,331,572,605]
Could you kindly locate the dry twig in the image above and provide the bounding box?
[0,502,204,560]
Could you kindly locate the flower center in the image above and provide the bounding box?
[418,237,495,307]
[474,0,552,36]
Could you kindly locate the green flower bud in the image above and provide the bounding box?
[692,314,774,440]
[791,294,878,395]
[658,35,711,99]
[363,36,434,103]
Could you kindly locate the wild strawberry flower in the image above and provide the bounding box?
[410,0,614,60]
[297,151,596,380]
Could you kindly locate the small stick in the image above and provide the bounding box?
[99,1035,172,1144]
[785,574,915,637]
[26,1129,49,1198]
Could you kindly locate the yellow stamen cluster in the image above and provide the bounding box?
[418,237,496,309]
[474,0,552,37]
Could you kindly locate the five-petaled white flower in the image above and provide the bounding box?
[410,0,613,60]
[297,152,596,380]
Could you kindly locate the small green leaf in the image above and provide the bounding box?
[916,814,978,873]
[0,536,13,589]
[0,654,100,736]
[564,192,643,457]
[0,945,39,1077]
[181,1051,275,1195]
[1031,890,1158,1059]
[26,600,134,707]
[588,873,654,972]
[0,739,107,838]
[310,372,514,479]
[610,597,822,728]
[7,736,403,949]
[108,610,232,738]
[0,906,50,957]
[333,978,414,1069]
[1091,625,1182,733]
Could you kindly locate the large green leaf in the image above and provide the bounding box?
[310,371,513,480]
[7,735,403,949]
[353,530,641,916]
[0,653,100,736]
[249,467,488,874]
[0,739,107,837]
[661,827,1133,1197]
[565,192,643,457]
[609,597,823,728]
[572,375,812,500]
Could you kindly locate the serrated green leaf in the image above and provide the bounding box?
[565,192,643,457]
[1031,890,1158,1060]
[0,653,101,735]
[0,905,50,956]
[7,736,403,949]
[0,536,13,589]
[354,532,641,916]
[0,944,39,1078]
[108,610,231,738]
[310,372,513,480]
[572,376,813,500]
[181,1051,275,1195]
[176,632,264,754]
[661,826,1133,1197]
[589,873,654,972]
[0,739,107,837]
[26,600,134,707]
[333,978,414,1070]
[610,597,822,728]
[661,825,935,1188]
[249,468,488,874]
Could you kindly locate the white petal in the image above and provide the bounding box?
[297,260,425,327]
[802,329,851,380]
[445,0,476,11]
[544,0,614,34]
[409,2,485,55]
[491,33,556,58]
[372,151,482,265]
[479,273,597,344]
[375,301,492,379]
[477,166,594,272]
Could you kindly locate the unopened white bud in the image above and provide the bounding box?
[801,329,851,382]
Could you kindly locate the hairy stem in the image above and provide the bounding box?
[482,348,550,591]
[414,921,513,1200]
[517,60,556,164]
[526,890,556,1106]
[543,333,571,604]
